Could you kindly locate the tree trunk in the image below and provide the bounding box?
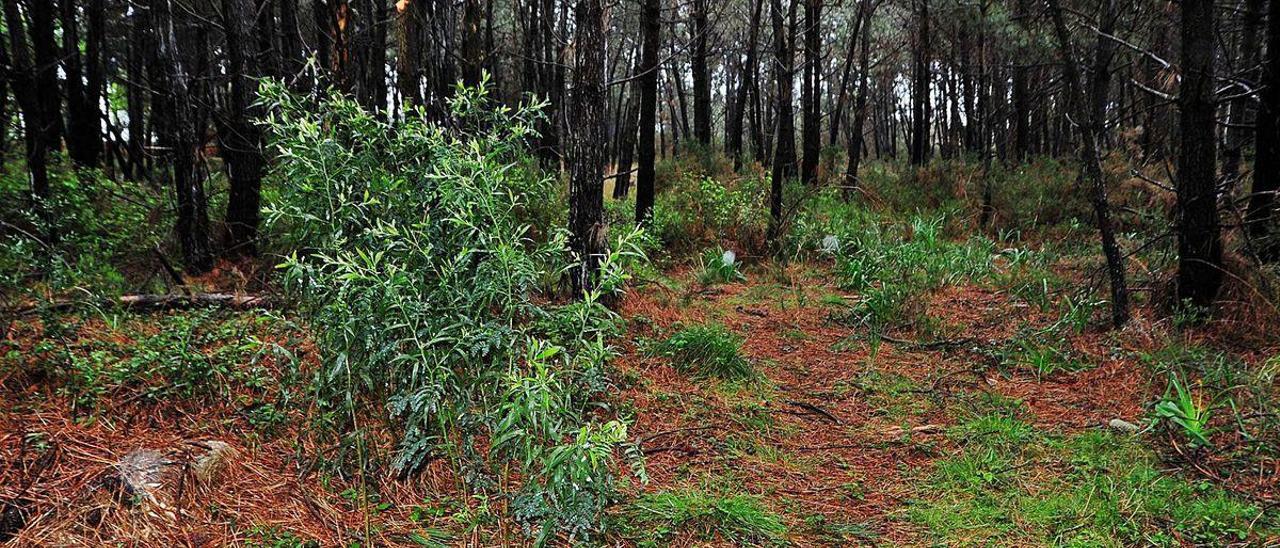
[1047,0,1129,328]
[726,0,764,165]
[1010,0,1030,161]
[127,8,148,179]
[1176,0,1222,308]
[768,0,797,246]
[27,0,63,150]
[3,0,56,244]
[690,0,712,146]
[152,0,214,274]
[279,0,306,86]
[635,0,660,225]
[1223,0,1266,186]
[829,2,865,148]
[461,0,483,86]
[800,0,821,184]
[221,0,267,258]
[908,0,930,166]
[62,0,102,166]
[567,0,607,294]
[842,0,873,198]
[1246,0,1280,260]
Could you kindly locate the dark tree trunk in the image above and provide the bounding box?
[635,0,660,225]
[127,8,148,179]
[800,0,820,184]
[1048,0,1129,328]
[28,0,63,149]
[152,0,214,274]
[396,0,423,106]
[829,1,865,148]
[908,0,930,165]
[0,25,8,162]
[365,0,388,113]
[1176,0,1222,308]
[1010,0,1030,161]
[1247,0,1280,260]
[221,0,267,258]
[461,0,483,86]
[690,0,712,146]
[567,0,607,294]
[62,0,103,166]
[726,0,764,165]
[4,0,55,244]
[279,0,306,85]
[768,0,797,246]
[1224,0,1265,186]
[843,0,873,198]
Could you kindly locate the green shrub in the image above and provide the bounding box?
[260,80,644,539]
[698,248,745,285]
[653,324,755,381]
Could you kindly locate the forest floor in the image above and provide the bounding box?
[2,252,1277,546]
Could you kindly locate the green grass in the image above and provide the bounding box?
[908,413,1274,546]
[652,323,756,381]
[615,488,787,546]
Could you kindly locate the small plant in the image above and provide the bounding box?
[698,248,746,285]
[653,324,755,381]
[1154,373,1213,447]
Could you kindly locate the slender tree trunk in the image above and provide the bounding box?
[63,0,102,166]
[727,0,764,165]
[909,0,930,165]
[1223,0,1265,186]
[768,0,797,246]
[152,0,214,274]
[567,0,607,294]
[28,0,63,149]
[4,0,56,244]
[279,0,306,85]
[843,0,873,198]
[800,0,821,183]
[127,8,148,179]
[1176,0,1222,308]
[222,0,267,258]
[635,0,660,225]
[1246,0,1280,260]
[829,3,865,147]
[690,0,712,146]
[1011,0,1030,161]
[1048,0,1129,327]
[462,0,483,86]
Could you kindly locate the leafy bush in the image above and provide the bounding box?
[260,81,644,539]
[653,324,755,381]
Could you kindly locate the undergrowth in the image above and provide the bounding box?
[652,323,755,381]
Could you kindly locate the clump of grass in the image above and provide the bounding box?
[617,488,787,545]
[653,324,755,381]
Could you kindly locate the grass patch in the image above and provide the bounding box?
[616,488,787,546]
[908,414,1274,545]
[653,324,756,381]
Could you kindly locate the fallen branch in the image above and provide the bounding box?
[782,400,841,425]
[7,293,275,317]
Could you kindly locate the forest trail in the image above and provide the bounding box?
[613,263,1156,545]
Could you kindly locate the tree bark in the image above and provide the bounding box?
[567,0,607,294]
[842,0,873,198]
[221,0,267,258]
[908,0,930,166]
[461,0,483,86]
[1246,0,1280,260]
[800,0,821,183]
[3,0,56,244]
[690,0,712,146]
[62,0,103,166]
[1223,0,1265,186]
[152,0,214,274]
[1175,0,1222,308]
[726,0,764,165]
[1047,0,1129,328]
[1011,0,1031,161]
[635,0,661,225]
[768,0,797,246]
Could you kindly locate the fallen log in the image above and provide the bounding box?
[6,293,275,317]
